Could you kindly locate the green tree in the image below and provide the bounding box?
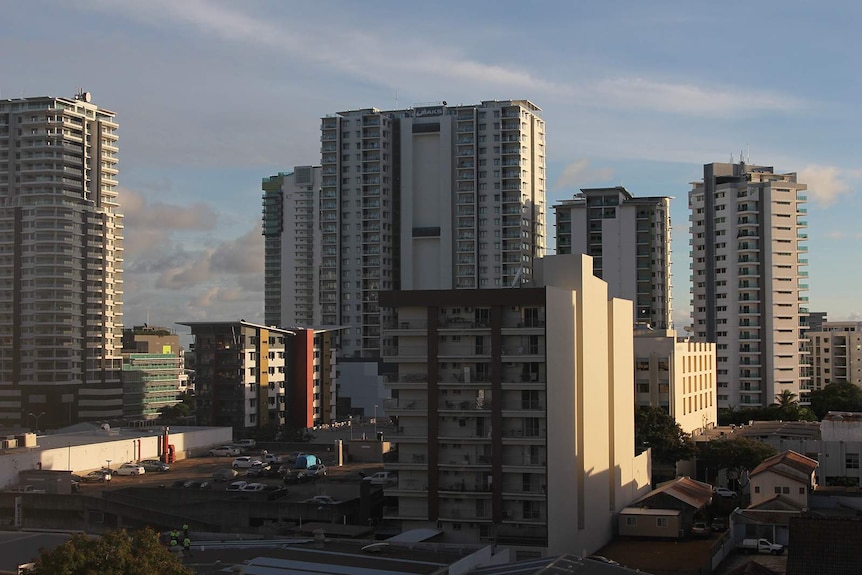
[30,528,192,575]
[808,380,862,419]
[697,435,777,488]
[159,402,190,424]
[635,406,696,465]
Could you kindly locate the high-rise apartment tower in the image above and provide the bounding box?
[689,162,809,408]
[0,92,123,428]
[554,186,672,328]
[319,100,546,358]
[262,166,323,328]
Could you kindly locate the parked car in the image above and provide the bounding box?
[139,459,170,472]
[247,463,280,478]
[363,471,396,486]
[115,463,146,476]
[212,468,238,482]
[305,495,339,505]
[713,487,737,498]
[711,516,728,532]
[80,470,111,483]
[262,453,282,465]
[691,521,710,537]
[241,482,266,492]
[739,538,784,555]
[226,481,247,492]
[298,464,327,479]
[209,445,240,457]
[183,480,210,489]
[232,456,261,469]
[235,439,257,449]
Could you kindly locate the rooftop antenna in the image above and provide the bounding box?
[729,152,734,163]
[746,144,751,164]
[395,89,398,109]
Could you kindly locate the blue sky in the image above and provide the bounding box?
[2,1,860,331]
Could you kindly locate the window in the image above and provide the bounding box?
[754,486,760,493]
[657,517,668,528]
[625,516,637,527]
[846,453,860,469]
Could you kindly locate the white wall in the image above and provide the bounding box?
[0,427,231,489]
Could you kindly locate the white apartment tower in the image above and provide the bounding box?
[320,100,546,358]
[0,92,123,428]
[554,187,672,329]
[689,162,809,408]
[262,166,323,328]
[808,321,862,394]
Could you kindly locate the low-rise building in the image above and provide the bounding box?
[619,477,713,539]
[633,326,717,434]
[749,451,817,508]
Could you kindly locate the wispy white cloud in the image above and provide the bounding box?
[583,77,803,116]
[98,0,801,118]
[798,165,860,207]
[553,159,615,190]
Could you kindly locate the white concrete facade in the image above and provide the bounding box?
[808,321,862,393]
[262,166,323,328]
[689,162,809,408]
[554,187,672,329]
[380,254,651,556]
[0,92,124,427]
[633,328,717,434]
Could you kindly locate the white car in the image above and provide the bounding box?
[226,480,247,492]
[240,482,266,492]
[262,453,282,464]
[714,487,737,498]
[115,463,146,476]
[209,445,240,457]
[232,456,261,469]
[236,439,257,449]
[363,471,396,486]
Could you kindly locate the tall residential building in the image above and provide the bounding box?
[554,186,672,328]
[689,162,809,408]
[808,321,862,394]
[0,92,123,428]
[319,100,546,358]
[633,326,717,434]
[379,254,650,555]
[262,166,322,328]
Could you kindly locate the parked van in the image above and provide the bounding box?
[294,454,319,469]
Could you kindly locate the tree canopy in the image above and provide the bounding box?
[807,381,862,419]
[697,435,777,487]
[635,406,696,465]
[30,528,192,575]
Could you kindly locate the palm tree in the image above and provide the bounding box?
[773,389,798,409]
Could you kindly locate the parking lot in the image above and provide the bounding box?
[75,450,385,502]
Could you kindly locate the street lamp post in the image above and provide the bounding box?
[28,412,45,431]
[373,405,378,439]
[105,459,112,471]
[348,415,353,441]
